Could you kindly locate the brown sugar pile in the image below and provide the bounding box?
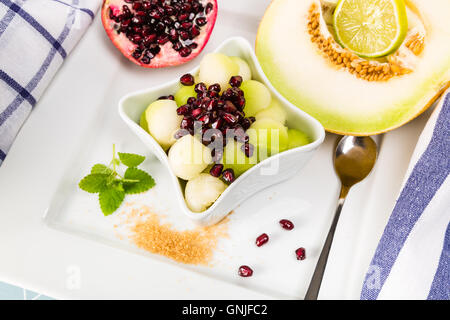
[125,207,229,266]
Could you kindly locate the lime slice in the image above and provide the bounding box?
[333,0,408,58]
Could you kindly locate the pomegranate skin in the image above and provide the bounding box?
[101,0,218,68]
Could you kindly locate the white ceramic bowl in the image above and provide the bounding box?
[119,37,325,226]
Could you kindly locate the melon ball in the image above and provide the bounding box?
[255,99,287,125]
[287,129,310,149]
[174,84,196,106]
[240,80,272,117]
[222,140,258,177]
[140,110,149,132]
[185,173,227,212]
[168,135,212,180]
[230,56,252,81]
[198,53,239,90]
[248,118,289,160]
[145,99,182,151]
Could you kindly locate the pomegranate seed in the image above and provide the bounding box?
[198,114,210,124]
[187,97,196,105]
[176,105,190,115]
[209,164,223,177]
[172,41,183,51]
[181,22,193,30]
[224,101,237,113]
[206,99,218,111]
[236,96,246,109]
[208,83,221,93]
[241,118,251,130]
[256,233,269,247]
[142,1,151,10]
[179,46,192,57]
[229,75,243,87]
[131,34,142,44]
[191,108,202,118]
[205,3,214,14]
[191,26,200,37]
[295,247,306,260]
[180,73,195,86]
[132,2,142,10]
[279,219,294,230]
[179,30,190,40]
[180,117,193,130]
[195,83,207,94]
[241,143,254,158]
[157,34,170,45]
[222,168,235,183]
[174,129,189,139]
[238,265,253,277]
[211,118,223,129]
[195,17,207,26]
[223,113,237,124]
[178,13,189,21]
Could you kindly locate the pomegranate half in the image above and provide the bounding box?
[101,0,218,68]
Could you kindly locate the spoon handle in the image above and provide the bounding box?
[304,186,349,300]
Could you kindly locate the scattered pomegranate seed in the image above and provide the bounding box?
[238,265,253,277]
[209,164,224,177]
[295,247,306,260]
[256,233,269,247]
[279,219,294,230]
[222,168,235,183]
[180,73,195,86]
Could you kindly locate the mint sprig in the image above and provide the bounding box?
[78,145,156,216]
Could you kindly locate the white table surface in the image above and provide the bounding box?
[0,0,433,299]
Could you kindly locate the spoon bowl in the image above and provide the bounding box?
[334,136,378,194]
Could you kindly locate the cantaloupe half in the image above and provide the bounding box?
[256,0,450,135]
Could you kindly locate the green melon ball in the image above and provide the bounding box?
[287,129,310,149]
[255,99,287,124]
[221,140,258,177]
[230,56,252,81]
[240,80,272,117]
[140,110,149,132]
[248,118,289,160]
[145,99,182,151]
[174,85,196,106]
[198,53,239,90]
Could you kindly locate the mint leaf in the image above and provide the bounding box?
[123,167,155,194]
[118,152,145,167]
[91,164,113,175]
[79,174,108,193]
[99,187,125,216]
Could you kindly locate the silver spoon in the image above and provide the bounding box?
[305,135,378,300]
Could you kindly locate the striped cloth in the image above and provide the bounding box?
[361,89,450,300]
[0,0,101,166]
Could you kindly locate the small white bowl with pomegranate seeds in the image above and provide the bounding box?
[119,37,325,226]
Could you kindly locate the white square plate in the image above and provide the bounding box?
[0,0,434,299]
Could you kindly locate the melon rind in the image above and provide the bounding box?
[256,0,450,135]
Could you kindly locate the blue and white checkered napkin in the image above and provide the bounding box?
[0,0,101,166]
[361,89,450,300]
